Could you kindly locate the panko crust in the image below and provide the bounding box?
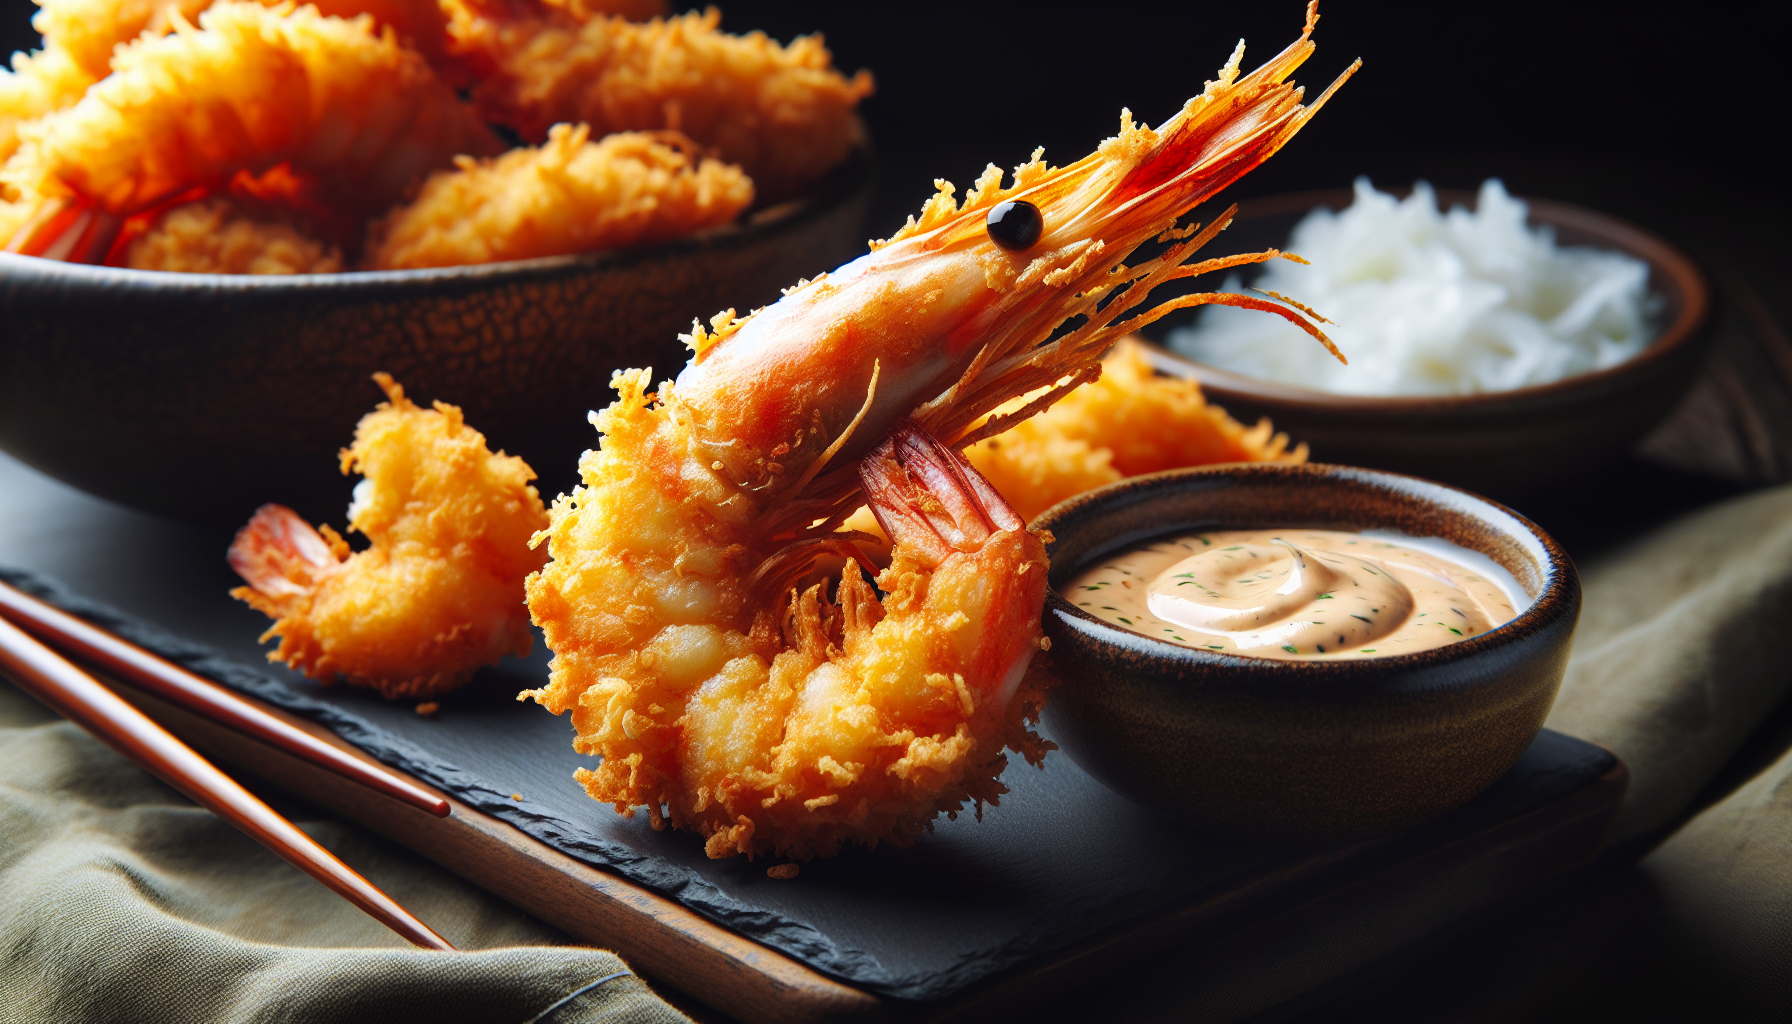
[34,0,463,81]
[126,197,342,273]
[364,124,752,269]
[444,1,871,201]
[232,374,549,699]
[0,0,468,225]
[5,1,498,219]
[31,0,214,79]
[524,370,1052,861]
[0,44,96,165]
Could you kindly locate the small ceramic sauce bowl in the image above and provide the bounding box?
[1034,462,1580,842]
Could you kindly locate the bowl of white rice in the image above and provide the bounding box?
[1150,179,1709,496]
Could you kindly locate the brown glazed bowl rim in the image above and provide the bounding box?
[1156,187,1709,414]
[1034,461,1578,690]
[0,144,870,294]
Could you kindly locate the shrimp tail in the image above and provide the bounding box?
[859,421,1024,570]
[227,503,348,614]
[3,196,120,263]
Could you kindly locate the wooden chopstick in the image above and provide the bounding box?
[0,613,456,951]
[0,580,450,818]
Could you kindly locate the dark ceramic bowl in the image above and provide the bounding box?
[1035,462,1580,842]
[1137,189,1711,499]
[0,149,870,524]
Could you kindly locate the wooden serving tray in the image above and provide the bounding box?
[108,668,1623,1023]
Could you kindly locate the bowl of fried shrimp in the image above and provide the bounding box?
[1144,185,1711,498]
[1034,462,1581,842]
[0,0,873,521]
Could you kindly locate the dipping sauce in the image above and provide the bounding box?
[1066,529,1519,659]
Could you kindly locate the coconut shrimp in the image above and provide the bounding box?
[230,375,549,699]
[523,3,1356,860]
[2,1,499,262]
[364,124,752,269]
[442,0,872,201]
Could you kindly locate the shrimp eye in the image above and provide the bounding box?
[986,200,1043,251]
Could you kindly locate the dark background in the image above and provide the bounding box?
[6,2,1785,245]
[2,4,1786,1019]
[5,0,1783,320]
[8,0,1780,351]
[720,0,1790,336]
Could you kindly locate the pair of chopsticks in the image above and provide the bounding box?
[0,579,456,951]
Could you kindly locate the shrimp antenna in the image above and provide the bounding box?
[778,7,1358,529]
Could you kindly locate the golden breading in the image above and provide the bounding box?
[543,0,667,20]
[963,340,1306,523]
[229,374,550,699]
[2,1,453,170]
[304,0,458,72]
[0,44,95,164]
[5,2,498,219]
[444,2,871,201]
[124,197,342,273]
[523,375,1053,861]
[363,123,752,269]
[30,0,213,79]
[30,0,656,83]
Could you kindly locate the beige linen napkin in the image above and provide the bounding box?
[0,679,691,1024]
[1547,482,1792,844]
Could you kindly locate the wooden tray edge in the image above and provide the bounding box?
[105,673,890,1024]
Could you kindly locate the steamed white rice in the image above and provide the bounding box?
[1165,178,1656,396]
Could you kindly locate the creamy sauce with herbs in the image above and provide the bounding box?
[1066,529,1520,659]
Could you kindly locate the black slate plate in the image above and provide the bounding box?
[0,452,1615,1004]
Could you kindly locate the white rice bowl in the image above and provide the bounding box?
[1166,179,1658,396]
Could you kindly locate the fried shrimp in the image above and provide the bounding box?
[0,44,94,163]
[124,196,342,273]
[524,3,1355,860]
[364,123,753,269]
[4,1,500,261]
[33,0,456,76]
[962,339,1306,522]
[0,1,450,164]
[1,1,210,177]
[30,0,213,78]
[229,374,549,699]
[540,0,667,21]
[443,0,872,201]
